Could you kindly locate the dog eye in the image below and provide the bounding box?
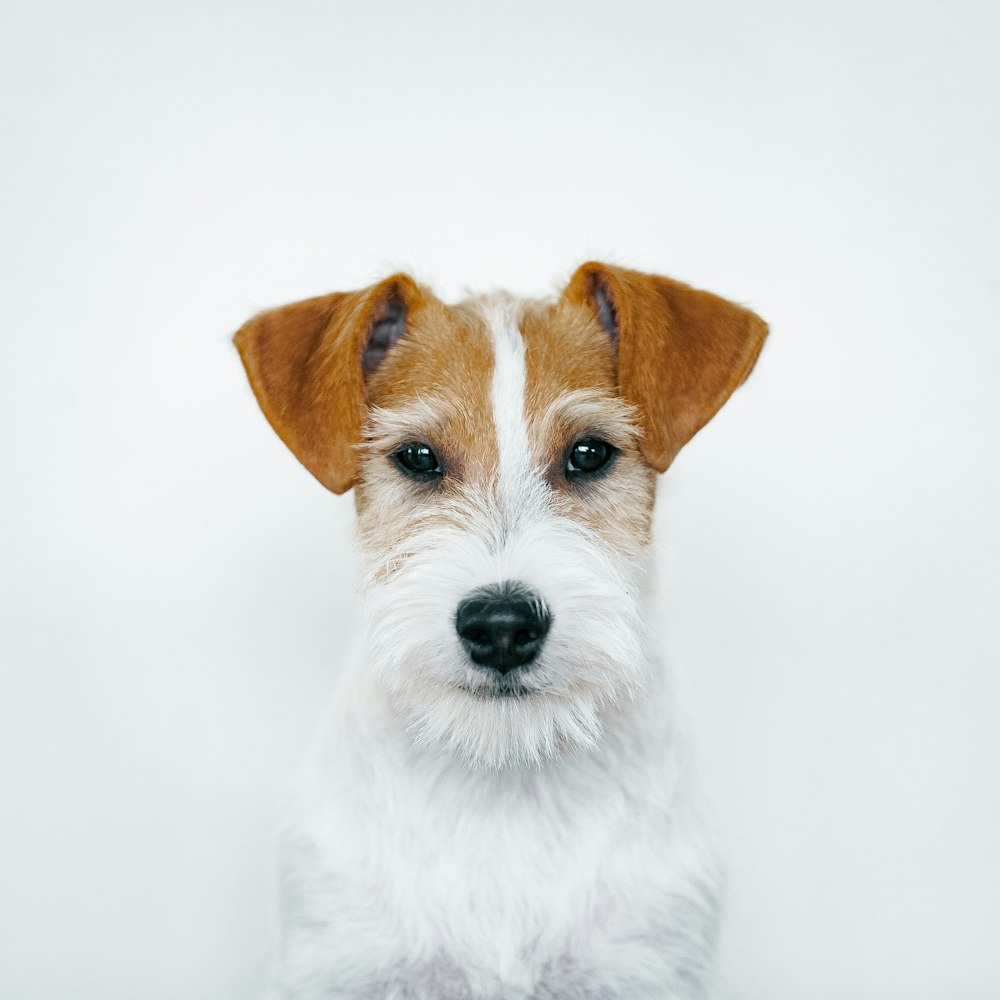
[566,438,616,478]
[393,442,443,479]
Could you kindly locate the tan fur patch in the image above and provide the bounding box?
[354,298,498,550]
[354,291,656,561]
[235,265,765,562]
[520,297,656,551]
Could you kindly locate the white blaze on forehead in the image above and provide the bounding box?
[479,295,536,507]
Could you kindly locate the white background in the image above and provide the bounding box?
[2,1,998,998]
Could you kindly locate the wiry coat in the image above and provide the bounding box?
[275,659,721,999]
[234,263,767,999]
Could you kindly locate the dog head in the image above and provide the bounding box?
[234,263,767,769]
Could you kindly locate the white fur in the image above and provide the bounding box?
[485,296,533,508]
[265,299,724,999]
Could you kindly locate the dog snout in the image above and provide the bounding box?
[455,582,551,674]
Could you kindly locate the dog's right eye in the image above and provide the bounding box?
[393,442,443,480]
[566,438,616,478]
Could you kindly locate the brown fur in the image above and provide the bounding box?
[233,274,428,494]
[233,264,768,503]
[564,262,769,472]
[520,297,657,549]
[353,299,497,526]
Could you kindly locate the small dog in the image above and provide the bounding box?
[234,262,767,999]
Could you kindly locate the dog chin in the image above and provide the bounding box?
[387,670,625,772]
[458,679,534,700]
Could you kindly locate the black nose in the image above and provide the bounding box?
[455,583,551,674]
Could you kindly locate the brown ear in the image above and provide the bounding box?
[565,262,768,471]
[233,274,422,493]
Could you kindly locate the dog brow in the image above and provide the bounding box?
[362,396,464,448]
[532,389,641,448]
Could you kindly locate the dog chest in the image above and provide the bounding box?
[276,710,719,998]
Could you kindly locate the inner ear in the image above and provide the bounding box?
[591,276,619,347]
[363,293,407,376]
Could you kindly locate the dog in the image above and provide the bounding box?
[234,261,768,999]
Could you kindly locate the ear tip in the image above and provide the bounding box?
[316,466,356,494]
[565,261,617,306]
[379,272,423,304]
[572,260,612,283]
[232,309,271,352]
[748,312,770,351]
[232,316,269,379]
[640,438,676,474]
[231,323,249,351]
[231,321,255,369]
[731,311,769,389]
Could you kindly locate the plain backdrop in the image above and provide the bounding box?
[2,1,999,998]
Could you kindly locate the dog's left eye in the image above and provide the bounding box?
[393,442,443,479]
[566,438,616,477]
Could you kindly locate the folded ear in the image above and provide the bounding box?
[565,262,768,471]
[233,274,422,493]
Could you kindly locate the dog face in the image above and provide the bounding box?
[235,263,767,769]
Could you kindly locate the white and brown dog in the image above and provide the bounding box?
[234,262,768,1000]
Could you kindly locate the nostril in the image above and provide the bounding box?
[461,626,490,645]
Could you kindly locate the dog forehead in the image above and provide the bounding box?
[366,292,617,437]
[518,295,617,403]
[364,296,487,408]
